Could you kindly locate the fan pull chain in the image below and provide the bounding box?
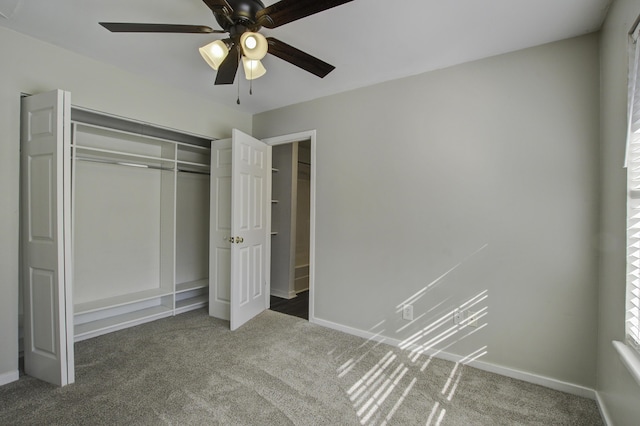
[236,73,240,105]
[250,63,253,95]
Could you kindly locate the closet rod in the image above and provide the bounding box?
[75,156,173,171]
[177,169,210,176]
[298,161,311,166]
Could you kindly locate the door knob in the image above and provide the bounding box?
[228,237,235,243]
[236,236,244,243]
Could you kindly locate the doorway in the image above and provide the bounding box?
[264,131,316,321]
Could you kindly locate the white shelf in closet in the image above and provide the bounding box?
[73,145,176,169]
[175,295,208,314]
[177,159,210,167]
[176,144,211,175]
[175,279,209,294]
[73,121,183,153]
[72,122,176,170]
[74,288,174,315]
[74,305,173,342]
[175,280,209,314]
[176,142,211,164]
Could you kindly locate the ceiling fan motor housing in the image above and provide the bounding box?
[214,0,265,33]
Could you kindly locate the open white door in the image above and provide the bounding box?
[209,129,270,330]
[21,90,75,386]
[229,129,270,330]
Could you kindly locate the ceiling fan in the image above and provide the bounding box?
[99,0,354,85]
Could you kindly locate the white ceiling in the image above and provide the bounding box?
[0,0,611,114]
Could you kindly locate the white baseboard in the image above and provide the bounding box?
[467,358,595,399]
[311,316,596,400]
[595,391,613,426]
[270,288,296,299]
[0,370,19,386]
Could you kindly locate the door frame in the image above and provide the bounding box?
[262,130,317,322]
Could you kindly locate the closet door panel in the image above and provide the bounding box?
[21,89,74,386]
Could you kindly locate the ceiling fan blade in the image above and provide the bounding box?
[215,45,240,85]
[202,0,234,15]
[267,37,335,78]
[256,0,353,29]
[99,23,224,33]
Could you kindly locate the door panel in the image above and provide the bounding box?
[21,90,74,386]
[230,129,270,330]
[209,130,270,330]
[31,269,57,354]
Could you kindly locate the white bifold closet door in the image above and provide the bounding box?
[209,129,271,330]
[20,90,74,386]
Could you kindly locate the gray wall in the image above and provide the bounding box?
[597,0,640,423]
[0,26,252,382]
[254,35,600,388]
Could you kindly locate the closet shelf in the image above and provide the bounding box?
[73,121,184,148]
[74,288,174,315]
[176,142,210,151]
[176,161,211,175]
[176,279,209,294]
[73,145,176,169]
[74,305,173,342]
[176,159,211,168]
[177,143,211,165]
[175,295,208,314]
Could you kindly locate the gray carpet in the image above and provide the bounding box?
[0,309,602,425]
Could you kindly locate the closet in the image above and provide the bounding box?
[70,112,211,341]
[21,90,271,386]
[21,90,212,376]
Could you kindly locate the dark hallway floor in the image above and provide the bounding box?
[269,290,308,320]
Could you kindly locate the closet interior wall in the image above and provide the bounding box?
[270,143,296,299]
[270,140,311,299]
[62,108,211,342]
[294,141,311,293]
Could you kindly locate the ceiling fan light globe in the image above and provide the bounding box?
[199,40,229,70]
[245,36,257,49]
[240,32,268,60]
[242,57,266,80]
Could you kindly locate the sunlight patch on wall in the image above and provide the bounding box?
[335,244,491,424]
